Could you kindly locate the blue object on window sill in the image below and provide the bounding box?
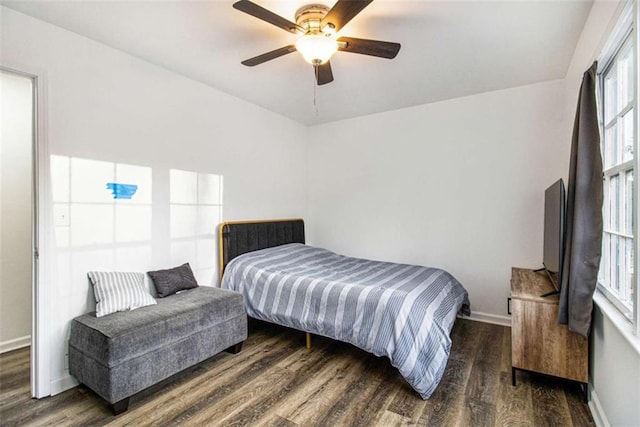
[106,183,138,199]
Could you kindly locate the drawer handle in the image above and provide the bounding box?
[508,297,511,315]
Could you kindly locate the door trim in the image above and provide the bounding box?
[1,64,51,398]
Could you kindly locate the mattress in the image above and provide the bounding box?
[221,243,470,399]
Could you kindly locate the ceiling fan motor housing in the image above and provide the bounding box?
[295,4,331,35]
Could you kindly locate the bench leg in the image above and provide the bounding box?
[225,342,243,354]
[111,398,129,415]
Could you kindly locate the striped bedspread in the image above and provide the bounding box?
[221,243,470,399]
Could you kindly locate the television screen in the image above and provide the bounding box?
[543,179,566,291]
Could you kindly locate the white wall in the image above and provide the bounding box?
[307,80,566,320]
[0,71,33,352]
[1,6,307,394]
[562,2,640,425]
[590,304,640,425]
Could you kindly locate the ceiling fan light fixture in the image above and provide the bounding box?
[295,34,338,65]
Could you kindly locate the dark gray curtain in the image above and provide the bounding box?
[558,61,603,337]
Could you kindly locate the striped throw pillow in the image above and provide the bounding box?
[87,271,157,317]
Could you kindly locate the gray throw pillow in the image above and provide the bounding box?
[148,263,198,298]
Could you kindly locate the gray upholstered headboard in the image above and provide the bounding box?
[218,218,305,278]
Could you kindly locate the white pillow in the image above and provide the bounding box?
[87,271,156,317]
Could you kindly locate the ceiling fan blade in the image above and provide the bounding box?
[233,0,302,34]
[321,0,373,33]
[241,45,297,66]
[337,37,401,59]
[316,61,334,85]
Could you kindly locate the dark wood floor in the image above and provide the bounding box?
[0,319,593,426]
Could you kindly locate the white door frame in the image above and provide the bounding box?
[1,64,51,398]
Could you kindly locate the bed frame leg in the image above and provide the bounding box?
[306,332,311,349]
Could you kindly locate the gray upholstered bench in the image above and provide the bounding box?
[69,286,247,414]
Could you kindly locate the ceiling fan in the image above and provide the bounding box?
[233,0,401,85]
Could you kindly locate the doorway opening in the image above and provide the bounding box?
[0,67,41,398]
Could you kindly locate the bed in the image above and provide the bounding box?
[219,219,470,399]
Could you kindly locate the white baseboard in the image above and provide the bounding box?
[460,311,511,327]
[0,335,30,354]
[588,389,611,427]
[50,374,79,396]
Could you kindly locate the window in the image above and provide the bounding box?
[598,1,638,331]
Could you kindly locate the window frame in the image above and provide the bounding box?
[597,0,639,335]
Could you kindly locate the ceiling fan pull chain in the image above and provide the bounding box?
[314,64,319,116]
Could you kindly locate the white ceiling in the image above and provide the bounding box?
[3,0,593,126]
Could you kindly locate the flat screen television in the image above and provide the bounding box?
[542,178,566,294]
